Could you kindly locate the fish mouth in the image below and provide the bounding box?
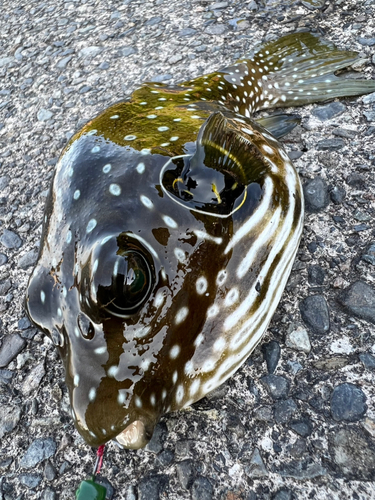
[115,420,151,449]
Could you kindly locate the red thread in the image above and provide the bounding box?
[96,445,105,475]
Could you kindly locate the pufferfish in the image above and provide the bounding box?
[25,33,375,449]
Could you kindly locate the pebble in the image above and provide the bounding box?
[191,476,213,500]
[339,281,375,324]
[329,185,346,204]
[307,265,325,285]
[41,489,56,500]
[277,461,327,479]
[299,295,330,334]
[176,459,195,489]
[357,37,375,46]
[0,333,26,367]
[317,138,345,151]
[178,28,197,36]
[210,1,228,8]
[0,405,22,438]
[205,24,227,35]
[289,417,313,437]
[312,102,346,121]
[273,489,293,500]
[346,172,366,188]
[19,473,42,489]
[22,362,46,395]
[363,92,375,105]
[331,383,367,422]
[0,229,22,249]
[359,352,375,369]
[56,55,72,69]
[145,422,167,454]
[330,428,375,480]
[262,340,280,374]
[303,177,329,212]
[20,438,56,469]
[37,109,53,121]
[260,374,290,399]
[245,448,268,478]
[0,279,11,296]
[285,326,311,353]
[78,46,103,58]
[44,461,57,481]
[0,253,7,266]
[253,405,274,423]
[0,175,10,190]
[18,316,31,330]
[274,399,298,424]
[156,449,174,466]
[332,128,357,139]
[361,242,375,265]
[120,46,137,57]
[138,475,166,500]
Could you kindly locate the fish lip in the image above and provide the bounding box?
[115,420,150,449]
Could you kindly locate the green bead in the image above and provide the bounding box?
[76,479,107,500]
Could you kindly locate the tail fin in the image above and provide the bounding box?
[239,32,375,109]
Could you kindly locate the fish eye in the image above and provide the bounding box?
[97,250,152,317]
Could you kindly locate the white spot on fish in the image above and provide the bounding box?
[158,126,169,132]
[73,189,80,200]
[88,388,96,402]
[147,114,157,119]
[172,371,178,384]
[176,385,184,403]
[175,307,189,324]
[94,346,107,355]
[124,135,136,141]
[136,162,145,174]
[91,146,100,153]
[135,396,142,408]
[174,248,186,263]
[207,304,219,319]
[110,115,119,119]
[86,219,97,233]
[74,374,80,387]
[169,345,181,359]
[140,195,153,209]
[196,276,208,295]
[162,215,178,228]
[103,164,111,173]
[109,184,121,196]
[66,230,72,244]
[40,291,45,304]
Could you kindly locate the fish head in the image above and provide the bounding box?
[25,110,301,447]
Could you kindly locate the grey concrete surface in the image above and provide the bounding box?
[1,0,375,498]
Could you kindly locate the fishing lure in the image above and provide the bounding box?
[25,32,375,449]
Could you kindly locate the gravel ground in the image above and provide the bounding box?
[1,0,375,498]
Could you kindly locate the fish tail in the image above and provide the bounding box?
[238,32,375,110]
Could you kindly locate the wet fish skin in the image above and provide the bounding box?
[25,33,375,448]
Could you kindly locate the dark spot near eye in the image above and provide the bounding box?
[152,227,170,246]
[78,312,95,339]
[255,281,261,293]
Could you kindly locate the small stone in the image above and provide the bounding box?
[273,489,293,500]
[362,417,375,438]
[346,172,366,188]
[359,352,375,369]
[37,109,53,121]
[41,488,56,500]
[312,102,346,120]
[290,417,313,437]
[260,374,290,399]
[20,438,56,469]
[277,461,327,479]
[119,46,136,57]
[22,362,46,395]
[78,46,103,59]
[0,253,8,266]
[176,459,194,489]
[331,383,367,422]
[168,54,182,64]
[99,61,110,70]
[245,448,268,478]
[79,85,92,94]
[0,175,10,190]
[313,356,348,370]
[330,428,375,480]
[18,249,38,269]
[300,295,330,334]
[288,150,304,160]
[253,405,274,423]
[0,368,13,385]
[303,177,329,212]
[0,57,14,67]
[362,243,375,265]
[145,422,167,454]
[178,28,197,37]
[205,24,227,35]
[0,229,22,249]
[317,138,345,151]
[329,185,346,204]
[274,399,298,424]
[156,449,174,466]
[44,461,57,481]
[262,340,280,374]
[150,74,172,82]
[56,55,72,69]
[19,473,42,489]
[0,333,26,367]
[332,128,357,139]
[339,281,375,324]
[210,1,228,8]
[363,92,375,105]
[0,279,11,296]
[286,326,311,353]
[18,317,31,330]
[247,0,258,9]
[0,405,22,438]
[308,265,325,285]
[138,475,166,500]
[363,110,375,121]
[358,37,375,46]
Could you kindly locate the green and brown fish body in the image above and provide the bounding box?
[25,33,375,448]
